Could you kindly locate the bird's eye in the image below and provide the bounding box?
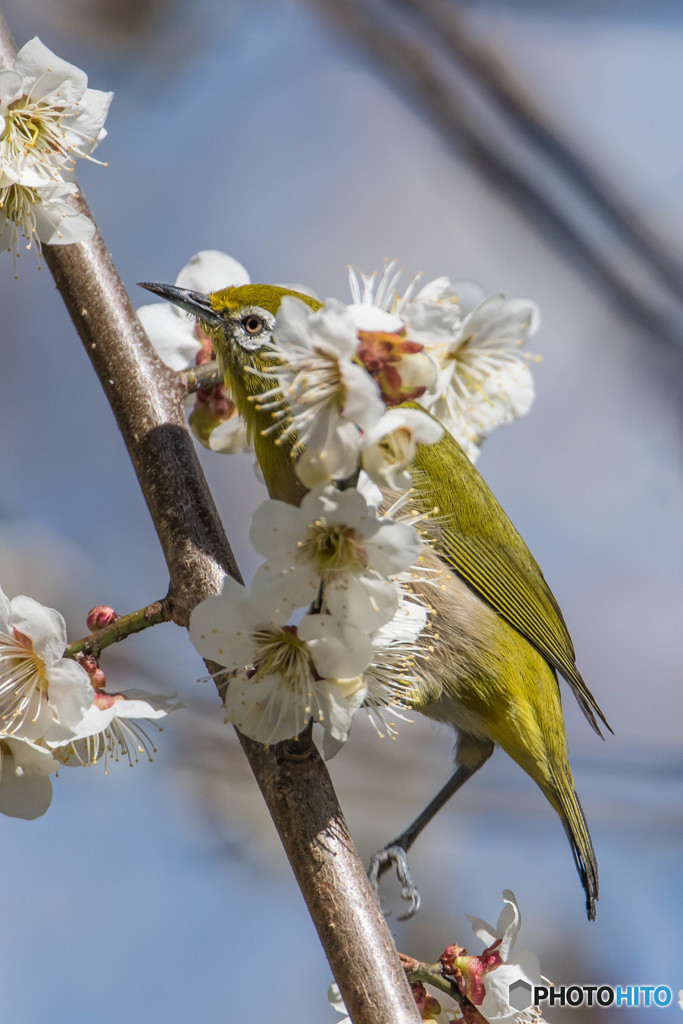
[242,314,265,336]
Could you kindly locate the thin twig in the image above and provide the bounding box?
[183,359,223,394]
[65,601,170,659]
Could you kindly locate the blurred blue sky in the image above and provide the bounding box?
[1,1,682,1020]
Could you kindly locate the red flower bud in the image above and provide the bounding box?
[87,606,119,631]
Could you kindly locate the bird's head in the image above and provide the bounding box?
[139,281,321,503]
[139,280,321,396]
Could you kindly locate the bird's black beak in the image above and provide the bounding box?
[137,282,224,328]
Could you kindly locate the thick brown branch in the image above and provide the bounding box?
[0,12,420,1022]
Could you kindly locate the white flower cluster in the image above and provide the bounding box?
[348,261,539,463]
[0,37,112,267]
[190,483,431,751]
[0,585,175,819]
[143,251,539,749]
[142,252,538,467]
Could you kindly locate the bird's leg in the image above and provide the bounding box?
[368,745,493,919]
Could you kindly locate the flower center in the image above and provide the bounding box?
[2,96,71,175]
[251,625,313,685]
[378,427,415,467]
[299,519,367,573]
[0,182,38,230]
[0,628,49,731]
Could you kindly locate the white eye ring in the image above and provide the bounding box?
[235,306,274,351]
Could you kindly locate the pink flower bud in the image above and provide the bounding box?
[439,940,503,1006]
[87,606,119,631]
[357,329,437,405]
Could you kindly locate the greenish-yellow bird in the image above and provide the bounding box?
[139,279,609,921]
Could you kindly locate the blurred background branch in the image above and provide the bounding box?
[308,0,683,358]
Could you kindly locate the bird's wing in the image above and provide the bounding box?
[411,429,611,737]
[439,528,609,735]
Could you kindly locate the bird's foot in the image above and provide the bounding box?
[368,843,421,921]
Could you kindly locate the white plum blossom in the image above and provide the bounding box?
[361,407,444,490]
[0,37,112,262]
[347,267,439,405]
[0,586,93,741]
[138,250,252,454]
[190,576,372,746]
[250,484,423,632]
[364,589,428,720]
[0,734,58,819]
[0,37,112,185]
[442,890,545,1023]
[322,587,430,759]
[0,177,95,264]
[48,689,177,770]
[255,296,385,487]
[423,290,538,462]
[347,262,538,462]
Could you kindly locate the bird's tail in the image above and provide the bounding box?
[548,766,599,921]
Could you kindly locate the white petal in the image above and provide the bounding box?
[325,572,399,631]
[45,660,94,728]
[274,295,314,348]
[299,615,373,677]
[315,677,367,742]
[67,88,113,156]
[310,299,360,359]
[0,584,12,632]
[176,250,250,293]
[339,363,385,430]
[465,911,499,949]
[295,417,360,488]
[189,586,256,669]
[363,407,444,447]
[137,302,202,370]
[9,594,66,664]
[345,303,403,332]
[0,70,24,108]
[249,496,307,562]
[224,671,309,745]
[48,702,115,743]
[205,416,250,454]
[250,563,319,617]
[364,521,423,577]
[5,736,59,775]
[14,38,87,105]
[32,192,95,245]
[0,755,53,818]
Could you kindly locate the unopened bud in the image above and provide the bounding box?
[79,654,99,675]
[90,667,107,689]
[87,605,119,631]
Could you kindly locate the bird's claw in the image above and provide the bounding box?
[368,843,421,920]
